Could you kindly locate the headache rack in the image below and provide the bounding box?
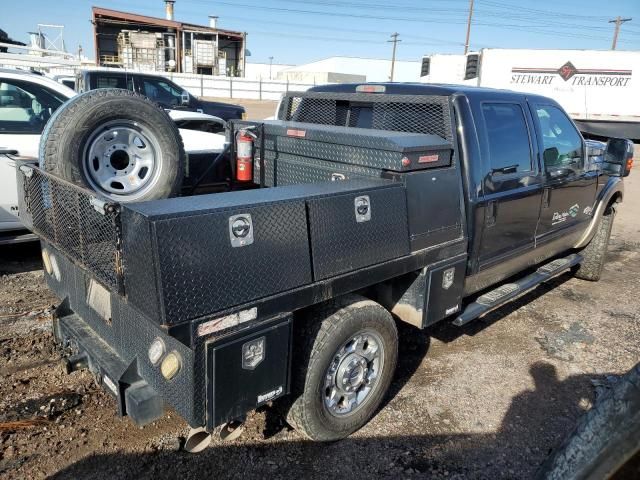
[277,91,454,142]
[16,164,124,293]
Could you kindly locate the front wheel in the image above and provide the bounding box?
[574,206,616,281]
[286,295,398,441]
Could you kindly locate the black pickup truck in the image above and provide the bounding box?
[76,70,246,121]
[16,83,633,445]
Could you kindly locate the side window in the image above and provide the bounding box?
[535,105,583,173]
[481,103,532,175]
[95,75,134,91]
[141,78,181,106]
[0,80,66,134]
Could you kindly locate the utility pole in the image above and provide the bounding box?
[388,32,401,82]
[609,16,632,50]
[464,0,474,54]
[268,56,274,80]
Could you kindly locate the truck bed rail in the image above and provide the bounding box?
[17,164,123,293]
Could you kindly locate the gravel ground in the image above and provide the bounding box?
[0,168,638,479]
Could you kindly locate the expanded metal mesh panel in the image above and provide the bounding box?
[18,166,122,292]
[279,92,453,141]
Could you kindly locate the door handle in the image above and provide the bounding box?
[542,188,551,209]
[485,200,497,227]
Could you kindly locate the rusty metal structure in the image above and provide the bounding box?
[92,4,247,76]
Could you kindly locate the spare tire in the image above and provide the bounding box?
[39,88,184,202]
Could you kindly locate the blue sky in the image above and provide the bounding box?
[3,0,639,64]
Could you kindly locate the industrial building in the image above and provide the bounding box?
[92,1,247,76]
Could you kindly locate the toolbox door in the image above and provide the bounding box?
[206,317,292,429]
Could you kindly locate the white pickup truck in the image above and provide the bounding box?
[0,68,226,242]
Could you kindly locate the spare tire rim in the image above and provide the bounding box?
[323,330,384,417]
[83,120,163,199]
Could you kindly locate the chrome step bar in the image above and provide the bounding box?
[454,253,583,327]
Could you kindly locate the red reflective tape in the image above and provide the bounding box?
[418,154,440,163]
[286,129,306,138]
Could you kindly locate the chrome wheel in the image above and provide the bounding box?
[323,330,384,417]
[82,120,162,199]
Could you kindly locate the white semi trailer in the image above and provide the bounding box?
[419,49,639,140]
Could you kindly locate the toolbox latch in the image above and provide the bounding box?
[354,195,371,223]
[229,213,254,247]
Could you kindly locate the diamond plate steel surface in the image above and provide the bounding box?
[255,152,382,187]
[123,198,312,325]
[244,120,451,174]
[280,92,453,141]
[154,201,311,323]
[307,184,410,280]
[118,299,198,425]
[48,246,201,425]
[18,166,122,292]
[121,209,161,321]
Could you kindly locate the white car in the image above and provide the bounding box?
[0,68,226,240]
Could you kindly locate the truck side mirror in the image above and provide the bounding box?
[181,91,190,106]
[604,138,634,177]
[543,147,559,168]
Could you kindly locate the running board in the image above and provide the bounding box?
[453,253,583,327]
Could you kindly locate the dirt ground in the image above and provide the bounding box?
[1,160,639,479]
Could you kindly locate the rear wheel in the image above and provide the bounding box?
[39,88,184,202]
[286,295,398,441]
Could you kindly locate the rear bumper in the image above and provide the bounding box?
[53,308,164,426]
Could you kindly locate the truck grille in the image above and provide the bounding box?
[17,165,123,293]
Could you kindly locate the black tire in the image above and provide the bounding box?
[39,89,184,202]
[536,362,640,480]
[574,206,616,281]
[286,294,398,441]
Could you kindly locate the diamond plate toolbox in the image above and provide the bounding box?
[121,188,312,325]
[307,183,410,280]
[247,120,452,188]
[120,180,408,325]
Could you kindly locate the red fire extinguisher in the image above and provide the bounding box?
[236,130,254,182]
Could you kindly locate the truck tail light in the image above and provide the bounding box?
[235,130,254,182]
[625,157,633,176]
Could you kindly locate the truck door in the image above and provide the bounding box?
[477,101,542,269]
[531,104,598,244]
